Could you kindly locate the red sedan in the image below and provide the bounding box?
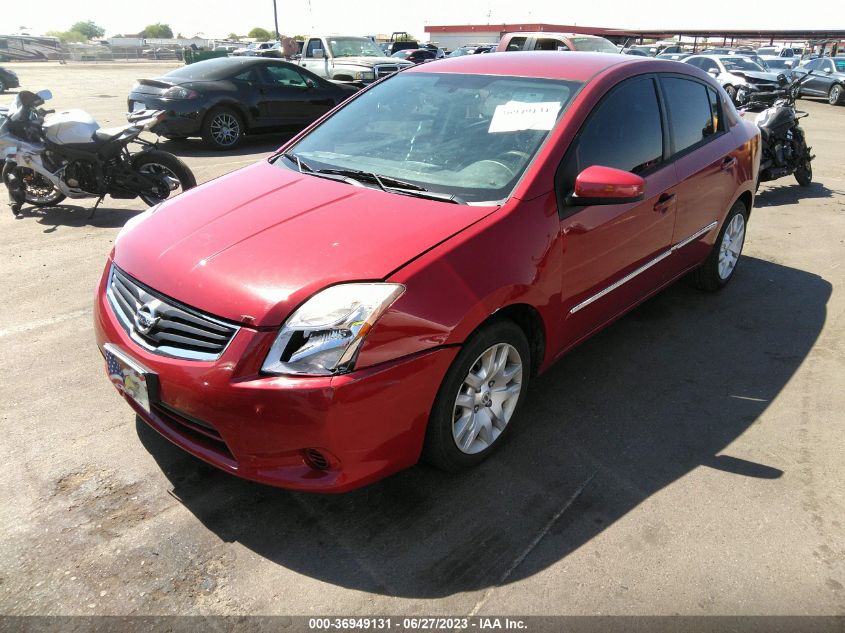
[95,52,760,492]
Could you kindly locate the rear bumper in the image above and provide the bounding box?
[93,264,457,492]
[127,92,203,136]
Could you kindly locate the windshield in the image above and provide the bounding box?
[279,73,581,204]
[328,37,384,58]
[720,57,765,72]
[569,37,619,53]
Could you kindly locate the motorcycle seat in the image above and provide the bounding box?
[92,125,133,143]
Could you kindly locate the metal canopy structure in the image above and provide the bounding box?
[424,23,845,46]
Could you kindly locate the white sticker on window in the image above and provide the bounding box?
[488,101,561,133]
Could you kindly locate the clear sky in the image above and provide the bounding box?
[6,0,843,39]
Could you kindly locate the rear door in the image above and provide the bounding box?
[660,75,739,272]
[556,75,678,346]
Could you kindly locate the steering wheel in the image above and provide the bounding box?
[495,150,531,165]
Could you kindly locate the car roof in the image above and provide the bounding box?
[406,51,646,82]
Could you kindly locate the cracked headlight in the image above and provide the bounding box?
[261,283,405,376]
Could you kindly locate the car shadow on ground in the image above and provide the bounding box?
[156,133,294,159]
[755,181,840,207]
[137,255,830,598]
[11,203,144,232]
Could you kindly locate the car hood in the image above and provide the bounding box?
[113,160,497,327]
[730,70,781,83]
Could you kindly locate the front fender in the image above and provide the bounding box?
[355,194,563,372]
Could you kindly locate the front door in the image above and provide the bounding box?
[556,75,678,349]
[660,75,739,271]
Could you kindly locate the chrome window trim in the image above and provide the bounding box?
[106,265,240,362]
[569,220,718,315]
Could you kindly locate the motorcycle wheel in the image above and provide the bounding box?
[795,160,812,187]
[132,151,197,207]
[1,163,66,207]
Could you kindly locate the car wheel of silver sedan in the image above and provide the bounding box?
[424,319,530,471]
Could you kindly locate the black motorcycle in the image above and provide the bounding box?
[1,89,196,217]
[737,73,815,190]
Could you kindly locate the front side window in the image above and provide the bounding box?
[305,39,322,57]
[558,76,663,194]
[661,77,718,154]
[534,38,565,51]
[262,65,308,87]
[281,73,581,203]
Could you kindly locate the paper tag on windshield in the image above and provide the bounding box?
[488,101,561,133]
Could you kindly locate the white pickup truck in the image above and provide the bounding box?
[297,36,413,84]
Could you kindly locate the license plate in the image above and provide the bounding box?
[132,101,145,112]
[103,343,157,413]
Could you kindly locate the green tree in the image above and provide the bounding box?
[46,29,87,43]
[142,23,174,38]
[227,32,242,40]
[248,27,273,40]
[69,20,105,39]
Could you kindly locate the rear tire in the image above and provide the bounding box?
[423,319,530,472]
[201,107,243,150]
[132,151,196,207]
[688,200,748,292]
[828,84,844,106]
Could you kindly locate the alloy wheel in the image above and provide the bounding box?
[830,85,843,106]
[718,213,746,280]
[210,113,240,146]
[452,343,523,455]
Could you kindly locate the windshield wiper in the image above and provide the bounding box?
[281,152,313,173]
[313,168,423,191]
[315,168,467,204]
[281,160,466,204]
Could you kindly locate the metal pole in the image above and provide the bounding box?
[273,0,280,39]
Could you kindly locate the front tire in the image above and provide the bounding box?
[0,78,6,94]
[201,107,243,150]
[724,84,737,104]
[423,319,530,472]
[132,151,196,207]
[795,160,812,187]
[829,84,844,106]
[688,201,748,291]
[1,163,66,207]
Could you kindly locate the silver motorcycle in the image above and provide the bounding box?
[1,89,196,216]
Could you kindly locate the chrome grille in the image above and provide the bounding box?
[106,266,238,361]
[373,64,401,78]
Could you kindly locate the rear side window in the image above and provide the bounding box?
[661,77,719,154]
[505,36,527,51]
[559,77,663,193]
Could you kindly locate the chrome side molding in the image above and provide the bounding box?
[569,220,718,315]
